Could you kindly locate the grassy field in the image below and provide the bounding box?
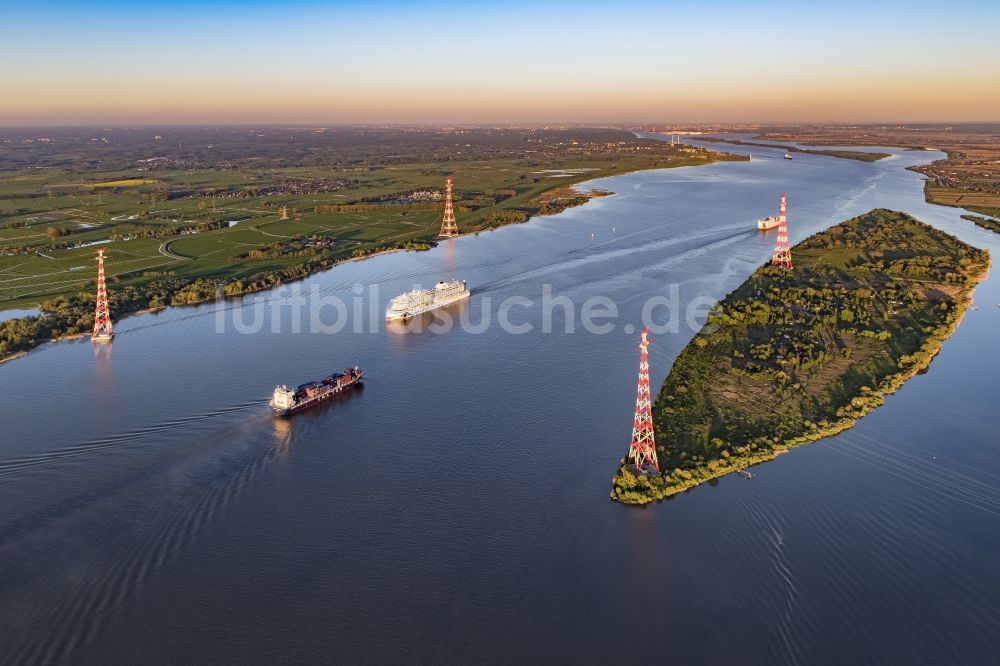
[612,209,990,505]
[924,182,1000,217]
[86,178,162,188]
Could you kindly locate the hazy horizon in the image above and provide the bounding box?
[2,121,1000,130]
[4,0,1000,126]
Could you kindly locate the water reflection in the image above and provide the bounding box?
[441,235,456,277]
[625,504,667,593]
[92,340,113,399]
[384,301,471,343]
[92,339,113,364]
[270,415,293,458]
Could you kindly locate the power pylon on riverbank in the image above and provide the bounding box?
[92,249,114,342]
[771,192,793,269]
[628,327,659,473]
[439,177,459,238]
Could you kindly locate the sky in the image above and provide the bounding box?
[2,0,999,126]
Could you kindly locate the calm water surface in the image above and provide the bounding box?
[1,137,998,664]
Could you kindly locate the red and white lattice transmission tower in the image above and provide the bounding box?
[628,327,660,473]
[91,248,114,342]
[439,177,459,238]
[771,191,793,269]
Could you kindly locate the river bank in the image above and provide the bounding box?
[693,136,891,161]
[532,185,614,216]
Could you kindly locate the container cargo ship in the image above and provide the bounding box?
[385,280,470,321]
[269,367,364,416]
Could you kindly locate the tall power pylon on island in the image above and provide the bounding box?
[91,249,114,342]
[439,177,459,238]
[627,327,660,473]
[771,192,793,269]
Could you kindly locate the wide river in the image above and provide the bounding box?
[2,136,998,664]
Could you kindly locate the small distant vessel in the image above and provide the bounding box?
[784,153,793,160]
[270,367,364,416]
[386,280,470,321]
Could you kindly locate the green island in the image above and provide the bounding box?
[961,214,1000,234]
[0,127,744,362]
[692,136,891,162]
[612,209,989,505]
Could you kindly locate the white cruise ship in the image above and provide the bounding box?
[385,280,470,321]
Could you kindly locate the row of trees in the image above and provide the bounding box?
[109,219,228,241]
[483,210,529,226]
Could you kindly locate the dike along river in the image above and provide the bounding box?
[1,136,998,664]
